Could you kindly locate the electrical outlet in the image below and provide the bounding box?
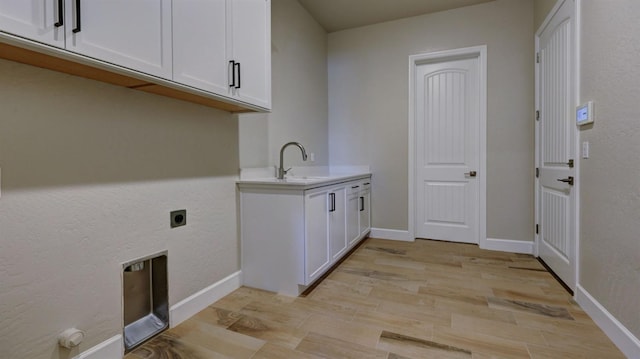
[170,209,187,228]
[309,153,315,162]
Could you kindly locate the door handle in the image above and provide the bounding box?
[557,176,574,186]
[54,0,64,27]
[72,0,81,33]
[465,171,477,177]
[229,60,236,88]
[234,62,241,89]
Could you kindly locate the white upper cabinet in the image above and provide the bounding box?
[172,0,229,96]
[173,0,271,109]
[65,0,172,79]
[0,1,64,47]
[0,0,172,79]
[0,0,270,111]
[229,0,271,109]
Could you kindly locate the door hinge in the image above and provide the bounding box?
[536,110,540,121]
[535,167,539,178]
[536,224,539,234]
[567,159,574,168]
[536,52,540,63]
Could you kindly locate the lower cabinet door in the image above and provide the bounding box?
[347,192,360,247]
[359,184,371,235]
[304,190,330,284]
[329,187,347,261]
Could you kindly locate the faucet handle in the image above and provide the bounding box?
[284,167,292,174]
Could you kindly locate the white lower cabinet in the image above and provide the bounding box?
[359,181,371,236]
[304,189,331,284]
[239,175,371,296]
[346,184,361,247]
[328,186,347,261]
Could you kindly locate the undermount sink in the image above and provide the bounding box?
[285,176,330,181]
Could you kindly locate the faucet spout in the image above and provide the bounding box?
[278,142,308,179]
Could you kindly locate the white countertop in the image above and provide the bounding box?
[237,166,371,190]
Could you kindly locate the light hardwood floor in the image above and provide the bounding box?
[125,238,626,358]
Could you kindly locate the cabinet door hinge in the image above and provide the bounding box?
[536,110,540,121]
[536,52,540,63]
[536,224,539,234]
[535,167,539,178]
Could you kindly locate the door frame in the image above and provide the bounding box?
[408,45,487,245]
[534,0,581,290]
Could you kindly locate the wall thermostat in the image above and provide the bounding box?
[576,101,594,126]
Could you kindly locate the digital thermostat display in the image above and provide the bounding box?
[576,101,594,125]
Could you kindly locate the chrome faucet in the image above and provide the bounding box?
[278,142,308,179]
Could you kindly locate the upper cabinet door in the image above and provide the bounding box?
[230,0,271,109]
[0,1,65,47]
[65,0,172,79]
[173,0,230,96]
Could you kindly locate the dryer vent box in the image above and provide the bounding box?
[123,253,168,352]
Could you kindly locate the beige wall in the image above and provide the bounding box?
[0,61,239,358]
[534,0,558,31]
[579,0,640,339]
[0,1,329,357]
[239,0,328,170]
[328,0,535,241]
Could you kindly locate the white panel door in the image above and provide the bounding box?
[173,0,230,96]
[304,190,330,284]
[415,57,480,243]
[65,0,172,79]
[229,0,271,108]
[537,0,576,290]
[0,1,64,47]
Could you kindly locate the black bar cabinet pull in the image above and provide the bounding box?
[360,197,364,211]
[229,60,236,87]
[72,0,81,33]
[234,62,241,89]
[329,193,335,212]
[54,0,64,27]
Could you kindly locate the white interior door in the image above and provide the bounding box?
[415,56,480,243]
[537,0,576,290]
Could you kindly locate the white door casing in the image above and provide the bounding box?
[412,49,485,244]
[535,0,577,290]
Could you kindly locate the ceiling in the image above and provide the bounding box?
[297,0,496,33]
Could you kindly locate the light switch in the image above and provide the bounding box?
[582,141,590,159]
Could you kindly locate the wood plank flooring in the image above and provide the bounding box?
[124,238,626,358]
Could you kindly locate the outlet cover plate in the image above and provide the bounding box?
[170,210,187,228]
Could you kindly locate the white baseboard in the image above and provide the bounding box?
[74,334,123,359]
[370,228,413,242]
[169,270,242,327]
[480,238,534,254]
[74,271,242,359]
[575,285,640,358]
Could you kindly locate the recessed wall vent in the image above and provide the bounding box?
[123,252,168,352]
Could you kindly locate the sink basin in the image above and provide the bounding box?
[283,176,330,182]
